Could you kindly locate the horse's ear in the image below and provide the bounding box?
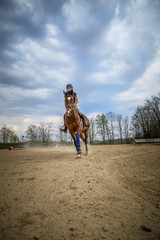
[63,90,66,95]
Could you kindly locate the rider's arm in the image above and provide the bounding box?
[74,94,78,105]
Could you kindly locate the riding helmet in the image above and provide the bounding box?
[66,84,73,89]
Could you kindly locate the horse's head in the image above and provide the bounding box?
[63,91,74,116]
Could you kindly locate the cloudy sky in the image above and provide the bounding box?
[0,0,160,137]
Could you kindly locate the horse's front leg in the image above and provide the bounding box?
[69,130,76,147]
[69,130,81,156]
[76,130,82,156]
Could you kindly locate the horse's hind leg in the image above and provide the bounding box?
[80,129,88,155]
[84,129,89,155]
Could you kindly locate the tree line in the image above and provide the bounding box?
[0,126,19,144]
[25,122,53,142]
[89,92,160,144]
[88,112,130,144]
[0,122,53,145]
[0,92,159,145]
[131,92,160,139]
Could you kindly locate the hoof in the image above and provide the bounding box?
[77,150,82,157]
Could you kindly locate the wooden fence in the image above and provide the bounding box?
[134,138,160,144]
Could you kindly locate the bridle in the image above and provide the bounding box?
[65,95,74,116]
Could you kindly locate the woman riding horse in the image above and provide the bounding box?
[60,84,89,132]
[60,84,90,156]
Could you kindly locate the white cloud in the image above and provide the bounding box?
[88,0,160,90]
[16,0,33,13]
[115,49,160,105]
[0,34,77,89]
[0,84,53,101]
[88,72,124,85]
[14,38,71,64]
[88,18,136,86]
[12,125,20,133]
[46,24,59,36]
[88,60,130,85]
[63,0,99,33]
[88,112,101,119]
[23,118,32,123]
[1,0,160,122]
[88,72,109,84]
[115,5,120,16]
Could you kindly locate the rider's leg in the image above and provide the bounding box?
[80,114,89,126]
[60,114,67,133]
[73,105,89,126]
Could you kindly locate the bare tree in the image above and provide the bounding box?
[123,116,129,143]
[106,112,116,144]
[25,125,38,142]
[10,131,19,144]
[145,92,160,137]
[88,118,96,144]
[25,122,53,142]
[95,114,109,144]
[0,125,11,143]
[37,122,53,143]
[57,127,67,144]
[131,92,160,138]
[117,114,123,144]
[0,125,18,144]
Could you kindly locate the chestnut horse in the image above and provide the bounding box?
[63,91,90,156]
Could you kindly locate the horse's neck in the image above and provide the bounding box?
[70,109,79,119]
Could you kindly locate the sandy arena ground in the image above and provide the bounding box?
[0,144,160,240]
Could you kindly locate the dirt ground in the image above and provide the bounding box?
[0,144,160,240]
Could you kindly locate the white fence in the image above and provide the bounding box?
[134,138,160,143]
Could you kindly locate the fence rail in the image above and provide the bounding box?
[134,138,160,143]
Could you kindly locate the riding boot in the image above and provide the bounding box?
[60,125,67,133]
[80,114,89,127]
